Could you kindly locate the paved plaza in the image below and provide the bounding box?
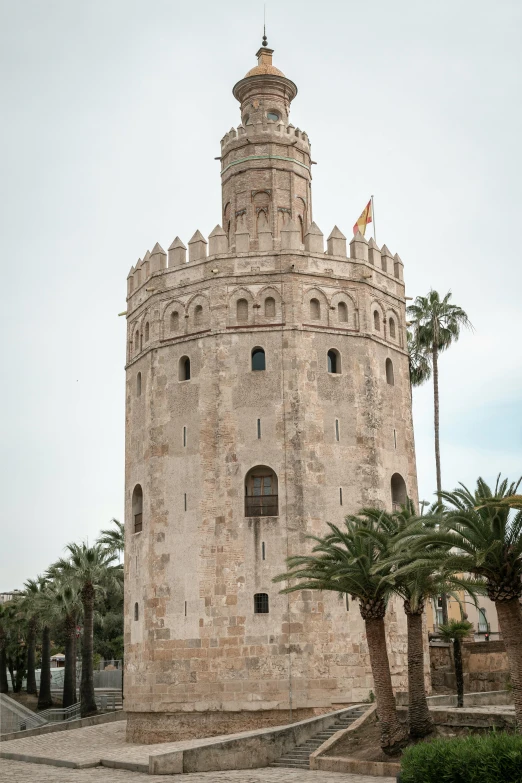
[0,758,395,782]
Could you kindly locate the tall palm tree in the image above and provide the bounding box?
[407,290,473,495]
[407,330,431,388]
[97,518,125,560]
[51,543,121,717]
[438,619,473,708]
[274,515,407,755]
[35,582,56,710]
[413,475,522,724]
[45,575,81,708]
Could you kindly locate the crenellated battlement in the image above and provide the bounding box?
[220,120,310,157]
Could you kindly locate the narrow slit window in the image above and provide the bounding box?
[254,593,269,614]
[386,358,394,386]
[335,419,340,442]
[340,487,343,506]
[257,419,261,439]
[374,310,381,331]
[183,426,187,447]
[179,356,191,381]
[184,601,187,617]
[394,429,397,449]
[345,594,349,611]
[328,349,341,374]
[144,322,150,342]
[184,493,187,511]
[136,372,142,397]
[262,542,266,560]
[134,602,139,621]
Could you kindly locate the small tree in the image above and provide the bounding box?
[438,619,473,707]
[274,514,407,755]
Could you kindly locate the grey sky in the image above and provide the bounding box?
[1,0,521,590]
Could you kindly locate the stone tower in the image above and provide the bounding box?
[124,41,418,744]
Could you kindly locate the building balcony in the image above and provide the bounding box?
[245,495,278,518]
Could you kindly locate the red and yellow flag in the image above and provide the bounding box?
[353,199,372,236]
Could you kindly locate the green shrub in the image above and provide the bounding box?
[400,732,522,783]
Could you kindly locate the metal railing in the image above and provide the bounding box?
[245,495,278,517]
[38,703,81,723]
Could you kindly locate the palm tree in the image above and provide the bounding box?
[51,543,121,717]
[45,576,81,708]
[20,578,45,696]
[414,475,522,724]
[407,291,473,496]
[35,582,55,711]
[438,619,473,707]
[98,518,125,560]
[274,514,407,755]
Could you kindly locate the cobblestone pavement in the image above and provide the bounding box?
[0,758,395,782]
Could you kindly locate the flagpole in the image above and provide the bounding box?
[371,195,376,242]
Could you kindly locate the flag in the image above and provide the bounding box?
[353,199,372,236]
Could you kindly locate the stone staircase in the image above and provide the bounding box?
[269,706,366,770]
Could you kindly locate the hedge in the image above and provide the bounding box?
[400,732,522,783]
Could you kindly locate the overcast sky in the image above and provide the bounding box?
[1,0,521,590]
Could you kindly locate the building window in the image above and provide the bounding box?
[136,372,142,397]
[338,302,348,323]
[478,608,488,633]
[345,594,349,611]
[184,493,187,511]
[134,602,139,621]
[257,419,261,439]
[310,298,320,320]
[267,111,280,122]
[144,322,150,342]
[183,426,187,447]
[389,317,396,339]
[391,473,407,511]
[179,356,191,381]
[254,593,269,614]
[374,310,381,331]
[171,311,179,332]
[132,484,143,533]
[245,466,278,517]
[328,349,341,374]
[340,487,343,506]
[251,347,266,371]
[237,298,248,323]
[194,304,203,327]
[262,542,266,560]
[386,358,394,386]
[335,419,340,442]
[393,429,397,449]
[264,297,276,318]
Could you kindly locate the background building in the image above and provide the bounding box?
[124,41,418,743]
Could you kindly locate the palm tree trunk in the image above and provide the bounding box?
[26,617,38,695]
[495,598,522,724]
[453,639,464,708]
[405,605,434,737]
[432,341,449,624]
[80,584,97,717]
[365,617,407,754]
[37,625,53,710]
[63,614,77,707]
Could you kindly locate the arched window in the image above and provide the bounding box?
[134,602,139,621]
[251,347,266,371]
[179,356,191,381]
[237,298,248,323]
[327,349,341,374]
[254,593,269,614]
[389,318,396,339]
[386,358,394,386]
[245,466,278,517]
[373,310,381,331]
[310,298,320,320]
[144,322,150,342]
[136,372,142,397]
[338,302,348,323]
[391,473,407,511]
[134,331,139,352]
[194,304,203,327]
[132,484,143,533]
[171,311,179,332]
[264,297,276,318]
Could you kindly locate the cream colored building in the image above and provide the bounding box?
[123,40,418,743]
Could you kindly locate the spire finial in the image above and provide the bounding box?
[262,4,267,47]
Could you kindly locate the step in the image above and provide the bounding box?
[269,762,310,769]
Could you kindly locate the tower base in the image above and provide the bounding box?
[126,708,325,744]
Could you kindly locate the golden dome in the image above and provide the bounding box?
[245,63,285,78]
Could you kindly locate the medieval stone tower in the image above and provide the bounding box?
[124,40,418,743]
